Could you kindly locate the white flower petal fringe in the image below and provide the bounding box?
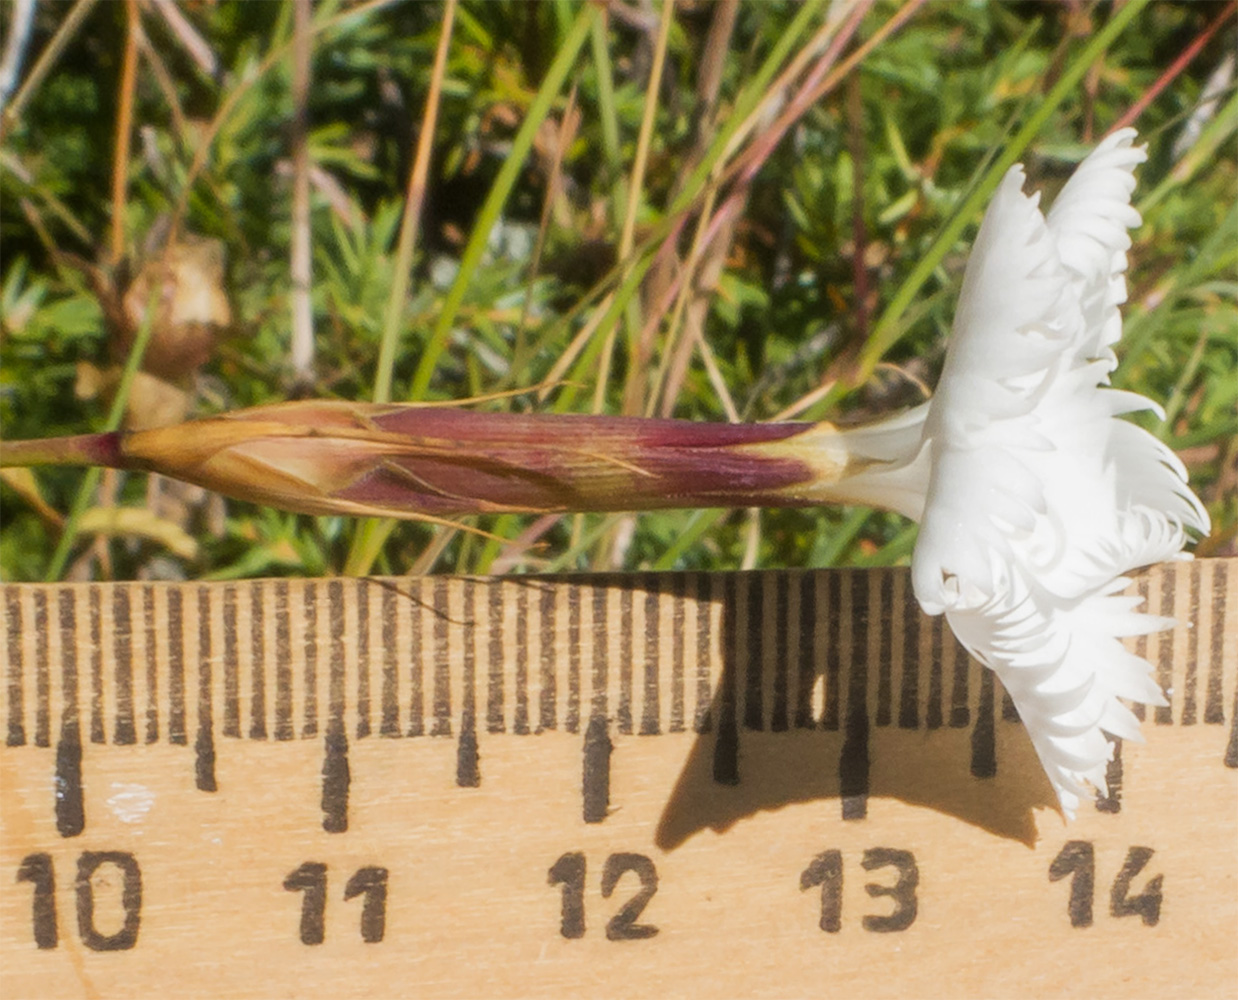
[910,129,1210,818]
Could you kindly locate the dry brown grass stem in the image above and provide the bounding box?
[723,0,924,198]
[593,0,675,414]
[0,0,99,142]
[633,0,738,419]
[110,0,141,263]
[147,0,218,77]
[289,0,315,385]
[515,83,579,372]
[135,24,188,139]
[373,0,457,404]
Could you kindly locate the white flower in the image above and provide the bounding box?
[910,128,1209,817]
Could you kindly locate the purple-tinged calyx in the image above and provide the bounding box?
[2,400,930,522]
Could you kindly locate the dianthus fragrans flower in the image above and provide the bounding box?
[910,128,1209,816]
[1,129,1208,818]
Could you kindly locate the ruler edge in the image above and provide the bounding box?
[2,559,1236,745]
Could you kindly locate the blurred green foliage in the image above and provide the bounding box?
[1,0,1234,582]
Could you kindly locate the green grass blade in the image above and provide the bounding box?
[856,0,1152,381]
[407,3,597,401]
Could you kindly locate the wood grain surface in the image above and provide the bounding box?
[2,560,1235,999]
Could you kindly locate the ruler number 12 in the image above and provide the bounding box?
[548,852,659,940]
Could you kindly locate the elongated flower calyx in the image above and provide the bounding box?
[0,399,928,523]
[910,129,1209,817]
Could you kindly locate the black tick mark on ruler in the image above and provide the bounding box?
[5,565,1232,840]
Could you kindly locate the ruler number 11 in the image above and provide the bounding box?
[283,863,389,945]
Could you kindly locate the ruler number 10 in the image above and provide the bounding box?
[17,852,142,952]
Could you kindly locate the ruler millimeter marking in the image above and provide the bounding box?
[3,560,1235,838]
[2,561,1236,1000]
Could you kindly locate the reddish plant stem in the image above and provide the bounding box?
[1112,0,1236,132]
[2,433,125,470]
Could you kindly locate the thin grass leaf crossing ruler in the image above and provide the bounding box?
[2,560,1235,998]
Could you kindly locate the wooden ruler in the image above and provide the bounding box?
[2,560,1235,999]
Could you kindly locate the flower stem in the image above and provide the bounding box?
[43,282,161,581]
[1,433,123,469]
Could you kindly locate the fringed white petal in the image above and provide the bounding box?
[1047,129,1145,295]
[945,579,1171,819]
[911,129,1209,817]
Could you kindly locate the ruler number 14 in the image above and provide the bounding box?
[1049,842,1163,928]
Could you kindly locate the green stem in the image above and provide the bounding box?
[1121,198,1238,370]
[1138,87,1238,216]
[343,516,395,577]
[346,5,595,578]
[651,508,726,571]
